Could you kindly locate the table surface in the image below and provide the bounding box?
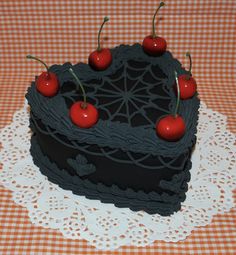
[0,0,236,254]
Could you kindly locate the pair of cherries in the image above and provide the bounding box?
[89,2,167,71]
[156,53,197,141]
[26,14,109,127]
[26,56,98,129]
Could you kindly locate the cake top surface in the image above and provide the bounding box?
[26,44,199,157]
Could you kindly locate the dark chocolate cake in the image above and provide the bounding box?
[26,44,200,216]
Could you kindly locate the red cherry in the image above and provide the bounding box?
[69,68,99,128]
[142,2,166,56]
[142,35,167,56]
[177,74,197,99]
[89,48,112,71]
[175,52,197,99]
[156,115,186,141]
[36,71,59,97]
[89,16,112,71]
[70,101,98,128]
[27,55,59,97]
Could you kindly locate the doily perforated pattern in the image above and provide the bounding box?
[0,101,235,250]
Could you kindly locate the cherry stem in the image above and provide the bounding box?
[185,52,192,80]
[97,16,109,52]
[152,2,165,38]
[174,71,180,118]
[26,55,49,74]
[69,68,87,109]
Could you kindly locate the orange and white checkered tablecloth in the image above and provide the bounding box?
[0,0,236,254]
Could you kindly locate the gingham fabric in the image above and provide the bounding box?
[0,0,235,254]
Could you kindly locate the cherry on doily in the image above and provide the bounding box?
[26,55,59,97]
[69,68,98,128]
[88,16,112,71]
[142,2,167,56]
[156,71,186,141]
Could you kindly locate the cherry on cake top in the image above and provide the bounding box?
[89,16,112,71]
[26,55,59,97]
[142,2,167,56]
[156,71,186,141]
[177,52,197,99]
[68,68,99,128]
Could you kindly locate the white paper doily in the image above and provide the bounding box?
[0,101,236,250]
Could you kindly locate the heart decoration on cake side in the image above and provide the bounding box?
[26,55,59,97]
[88,16,112,71]
[156,71,186,141]
[69,68,99,128]
[142,2,167,56]
[177,52,197,99]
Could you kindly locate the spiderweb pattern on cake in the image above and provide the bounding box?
[26,44,199,169]
[62,60,171,127]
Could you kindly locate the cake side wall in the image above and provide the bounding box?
[30,114,191,194]
[30,134,192,216]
